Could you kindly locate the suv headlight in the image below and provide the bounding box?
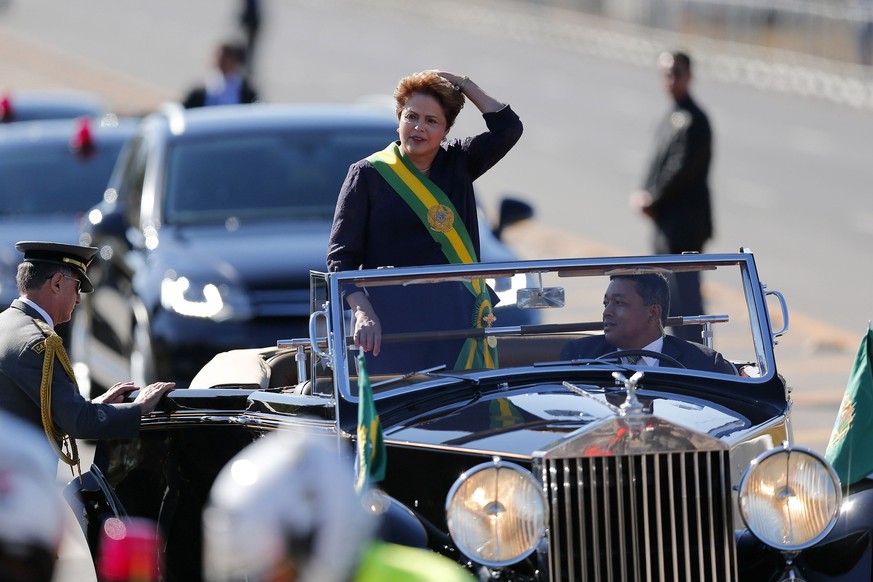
[160,276,253,322]
[739,445,841,551]
[445,458,545,567]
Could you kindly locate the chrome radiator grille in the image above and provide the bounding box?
[543,450,738,582]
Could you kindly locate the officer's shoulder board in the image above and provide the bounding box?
[29,319,54,355]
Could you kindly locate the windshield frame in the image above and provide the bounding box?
[318,251,778,403]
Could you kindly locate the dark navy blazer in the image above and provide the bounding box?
[560,334,736,375]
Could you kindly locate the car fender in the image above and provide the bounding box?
[63,462,128,563]
[371,491,429,549]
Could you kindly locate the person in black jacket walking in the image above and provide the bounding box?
[630,51,713,342]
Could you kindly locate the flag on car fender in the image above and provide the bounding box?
[825,328,873,486]
[355,349,386,492]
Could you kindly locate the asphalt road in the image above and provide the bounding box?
[2,1,870,579]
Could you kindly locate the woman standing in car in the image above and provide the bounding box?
[327,70,522,372]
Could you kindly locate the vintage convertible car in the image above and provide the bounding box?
[69,250,873,581]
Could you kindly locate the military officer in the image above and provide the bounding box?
[0,241,173,473]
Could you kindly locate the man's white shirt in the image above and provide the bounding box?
[623,336,665,366]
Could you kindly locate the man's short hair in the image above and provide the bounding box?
[610,273,670,326]
[16,262,78,295]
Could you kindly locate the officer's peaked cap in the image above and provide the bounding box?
[16,241,98,293]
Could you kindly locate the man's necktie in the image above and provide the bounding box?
[625,355,641,365]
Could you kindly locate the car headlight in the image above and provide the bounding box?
[445,458,545,567]
[160,276,253,322]
[739,444,841,551]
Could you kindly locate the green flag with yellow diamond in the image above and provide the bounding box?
[825,328,873,486]
[355,349,386,492]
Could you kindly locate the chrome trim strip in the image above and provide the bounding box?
[642,457,652,582]
[589,460,601,578]
[548,462,560,581]
[680,454,691,579]
[601,457,613,581]
[576,461,587,582]
[693,454,704,580]
[719,455,739,580]
[140,411,336,431]
[706,457,720,574]
[556,461,573,582]
[615,457,627,582]
[561,461,574,582]
[627,457,640,581]
[655,454,665,581]
[381,439,532,460]
[668,455,678,577]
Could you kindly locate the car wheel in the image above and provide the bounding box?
[130,321,157,388]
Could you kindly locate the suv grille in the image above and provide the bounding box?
[542,450,738,582]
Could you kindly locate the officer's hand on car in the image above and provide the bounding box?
[91,380,139,404]
[91,380,174,413]
[132,382,175,414]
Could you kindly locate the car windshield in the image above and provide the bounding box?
[163,131,391,224]
[332,255,774,395]
[0,144,123,215]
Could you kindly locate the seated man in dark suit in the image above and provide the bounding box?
[560,273,735,374]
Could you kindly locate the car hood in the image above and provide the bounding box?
[383,384,750,459]
[158,220,332,285]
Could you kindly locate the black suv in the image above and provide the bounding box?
[73,103,531,395]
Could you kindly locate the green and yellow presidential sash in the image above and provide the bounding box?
[367,143,497,369]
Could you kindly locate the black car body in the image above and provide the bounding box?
[0,115,138,314]
[73,103,532,396]
[68,251,873,581]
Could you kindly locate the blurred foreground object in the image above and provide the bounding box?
[97,517,163,582]
[203,431,475,582]
[0,409,65,582]
[203,431,376,582]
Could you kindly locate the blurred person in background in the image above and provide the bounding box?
[858,0,873,66]
[203,431,476,582]
[630,51,713,342]
[0,409,65,582]
[182,41,259,108]
[0,241,174,476]
[238,0,262,76]
[327,70,522,372]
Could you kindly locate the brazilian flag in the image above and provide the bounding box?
[355,350,386,492]
[825,328,873,486]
